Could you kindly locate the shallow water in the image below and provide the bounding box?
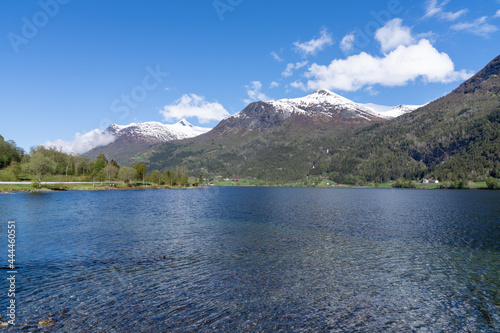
[0,187,499,332]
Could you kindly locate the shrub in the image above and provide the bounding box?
[486,177,500,190]
[392,179,404,188]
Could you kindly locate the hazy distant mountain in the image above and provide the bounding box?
[84,119,210,165]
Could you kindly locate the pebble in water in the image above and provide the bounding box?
[0,316,8,329]
[38,318,55,328]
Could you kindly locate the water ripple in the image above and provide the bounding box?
[0,188,498,331]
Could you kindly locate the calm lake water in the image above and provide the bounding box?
[0,187,499,332]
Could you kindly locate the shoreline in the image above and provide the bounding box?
[0,184,495,193]
[0,183,205,193]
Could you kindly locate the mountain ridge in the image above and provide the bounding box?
[84,119,210,165]
[86,89,423,166]
[209,89,401,137]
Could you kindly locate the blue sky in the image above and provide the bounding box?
[1,0,499,153]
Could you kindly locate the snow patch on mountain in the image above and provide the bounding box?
[361,103,424,119]
[269,89,368,113]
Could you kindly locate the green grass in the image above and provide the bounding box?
[210,176,336,187]
[208,179,491,189]
[0,184,34,191]
[366,181,488,189]
[211,178,263,186]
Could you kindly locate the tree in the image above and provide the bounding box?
[133,163,148,185]
[103,164,119,182]
[162,170,172,186]
[175,165,189,187]
[91,169,106,183]
[7,161,22,180]
[0,136,23,168]
[148,170,161,185]
[110,159,120,169]
[93,154,108,174]
[74,155,90,176]
[181,173,189,187]
[65,154,74,180]
[23,152,57,187]
[198,174,203,186]
[118,166,136,182]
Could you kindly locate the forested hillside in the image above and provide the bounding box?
[325,55,500,184]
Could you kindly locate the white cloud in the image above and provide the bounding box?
[375,19,416,53]
[340,33,355,53]
[293,28,334,56]
[270,81,279,88]
[424,0,468,21]
[302,39,472,92]
[366,86,380,96]
[281,61,308,77]
[495,10,500,18]
[292,19,473,92]
[289,81,306,90]
[452,16,499,37]
[244,81,270,104]
[43,129,116,155]
[160,94,229,124]
[271,51,284,62]
[282,63,295,77]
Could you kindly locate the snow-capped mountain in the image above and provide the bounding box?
[84,119,211,165]
[265,89,382,121]
[213,89,387,134]
[106,119,210,143]
[232,89,382,121]
[228,89,423,122]
[361,103,424,119]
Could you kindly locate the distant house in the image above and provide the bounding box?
[421,178,439,184]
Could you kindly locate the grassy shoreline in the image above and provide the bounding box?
[0,179,493,193]
[210,178,490,189]
[0,182,201,193]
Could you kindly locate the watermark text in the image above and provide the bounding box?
[6,221,16,325]
[7,0,70,54]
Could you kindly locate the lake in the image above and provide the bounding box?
[0,188,499,332]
